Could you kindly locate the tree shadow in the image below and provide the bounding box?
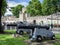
[0,38,28,45]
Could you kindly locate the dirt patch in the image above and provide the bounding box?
[12,34,23,38]
[24,39,60,45]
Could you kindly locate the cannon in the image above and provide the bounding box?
[16,21,50,35]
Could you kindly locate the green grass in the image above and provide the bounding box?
[0,34,28,45]
[0,30,60,45]
[54,34,60,45]
[54,43,60,45]
[55,34,60,39]
[4,30,16,34]
[0,30,28,45]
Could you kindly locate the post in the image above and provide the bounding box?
[57,0,60,28]
[33,20,36,25]
[57,12,60,28]
[57,12,58,28]
[51,14,53,30]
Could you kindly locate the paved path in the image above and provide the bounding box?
[52,28,60,34]
[24,39,60,45]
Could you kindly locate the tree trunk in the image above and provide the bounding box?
[0,0,4,33]
[0,15,3,33]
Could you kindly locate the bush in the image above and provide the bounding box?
[53,24,60,27]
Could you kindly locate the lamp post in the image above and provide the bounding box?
[57,12,58,28]
[51,14,53,30]
[57,1,60,27]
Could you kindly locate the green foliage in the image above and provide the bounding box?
[11,0,60,17]
[11,5,24,18]
[42,0,60,15]
[57,0,60,12]
[26,0,42,16]
[1,0,7,15]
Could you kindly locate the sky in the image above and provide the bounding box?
[7,0,43,7]
[5,0,43,16]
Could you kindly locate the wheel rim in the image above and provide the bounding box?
[53,36,55,39]
[38,37,41,40]
[20,32,23,34]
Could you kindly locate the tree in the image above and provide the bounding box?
[57,0,60,12]
[42,0,59,15]
[11,5,24,18]
[1,0,7,15]
[0,0,7,33]
[26,0,42,16]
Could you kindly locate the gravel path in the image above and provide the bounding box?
[24,39,60,45]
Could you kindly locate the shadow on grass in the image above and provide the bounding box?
[0,30,16,34]
[0,38,28,45]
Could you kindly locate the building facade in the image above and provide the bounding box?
[1,7,60,30]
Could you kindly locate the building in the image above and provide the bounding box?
[1,7,60,30]
[19,7,60,25]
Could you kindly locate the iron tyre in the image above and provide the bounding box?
[51,35,55,40]
[19,31,24,35]
[37,36,42,42]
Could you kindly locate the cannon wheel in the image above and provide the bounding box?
[19,31,24,35]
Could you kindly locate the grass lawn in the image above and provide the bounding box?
[53,34,60,45]
[0,30,60,45]
[0,30,28,45]
[55,34,60,39]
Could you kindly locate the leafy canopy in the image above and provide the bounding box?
[11,5,24,18]
[26,0,42,16]
[1,0,7,15]
[42,0,60,15]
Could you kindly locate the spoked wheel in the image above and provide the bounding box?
[51,35,55,40]
[37,36,42,42]
[19,31,24,35]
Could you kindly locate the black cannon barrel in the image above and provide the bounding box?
[7,23,17,26]
[17,25,49,30]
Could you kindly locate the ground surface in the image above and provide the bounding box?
[0,30,28,45]
[25,39,60,45]
[0,30,60,45]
